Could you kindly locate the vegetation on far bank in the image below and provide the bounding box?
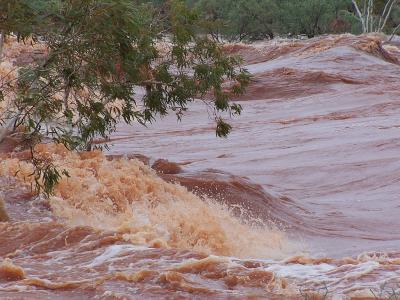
[183,0,400,41]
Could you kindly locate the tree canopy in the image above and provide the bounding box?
[0,0,250,195]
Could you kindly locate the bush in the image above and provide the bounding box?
[0,0,250,194]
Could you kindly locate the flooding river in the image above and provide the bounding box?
[1,34,400,299]
[112,35,400,257]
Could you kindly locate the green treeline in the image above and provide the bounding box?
[179,0,400,41]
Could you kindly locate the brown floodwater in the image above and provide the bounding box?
[1,34,400,299]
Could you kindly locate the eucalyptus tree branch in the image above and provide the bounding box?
[389,23,400,41]
[380,0,394,28]
[352,0,367,32]
[0,31,4,62]
[380,0,398,32]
